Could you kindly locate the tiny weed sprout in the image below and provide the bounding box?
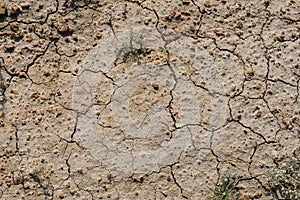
[211,171,239,200]
[117,29,147,64]
[268,158,300,199]
[107,170,113,183]
[12,167,26,185]
[229,161,238,167]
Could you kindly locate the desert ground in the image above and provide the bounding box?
[0,0,299,199]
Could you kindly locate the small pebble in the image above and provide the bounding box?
[153,60,160,65]
[19,72,27,78]
[4,43,15,52]
[248,67,255,76]
[95,31,102,39]
[0,2,7,16]
[9,6,20,16]
[58,191,65,198]
[5,177,12,186]
[24,182,30,189]
[10,22,19,32]
[20,3,30,9]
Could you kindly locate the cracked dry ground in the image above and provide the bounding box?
[0,0,299,199]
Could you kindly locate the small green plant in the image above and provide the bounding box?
[117,29,147,64]
[107,170,113,183]
[268,158,300,199]
[211,171,238,200]
[29,166,45,184]
[12,167,27,185]
[30,166,54,198]
[12,165,54,198]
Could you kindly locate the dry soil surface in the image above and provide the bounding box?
[0,0,299,199]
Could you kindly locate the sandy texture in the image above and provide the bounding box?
[0,0,299,199]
